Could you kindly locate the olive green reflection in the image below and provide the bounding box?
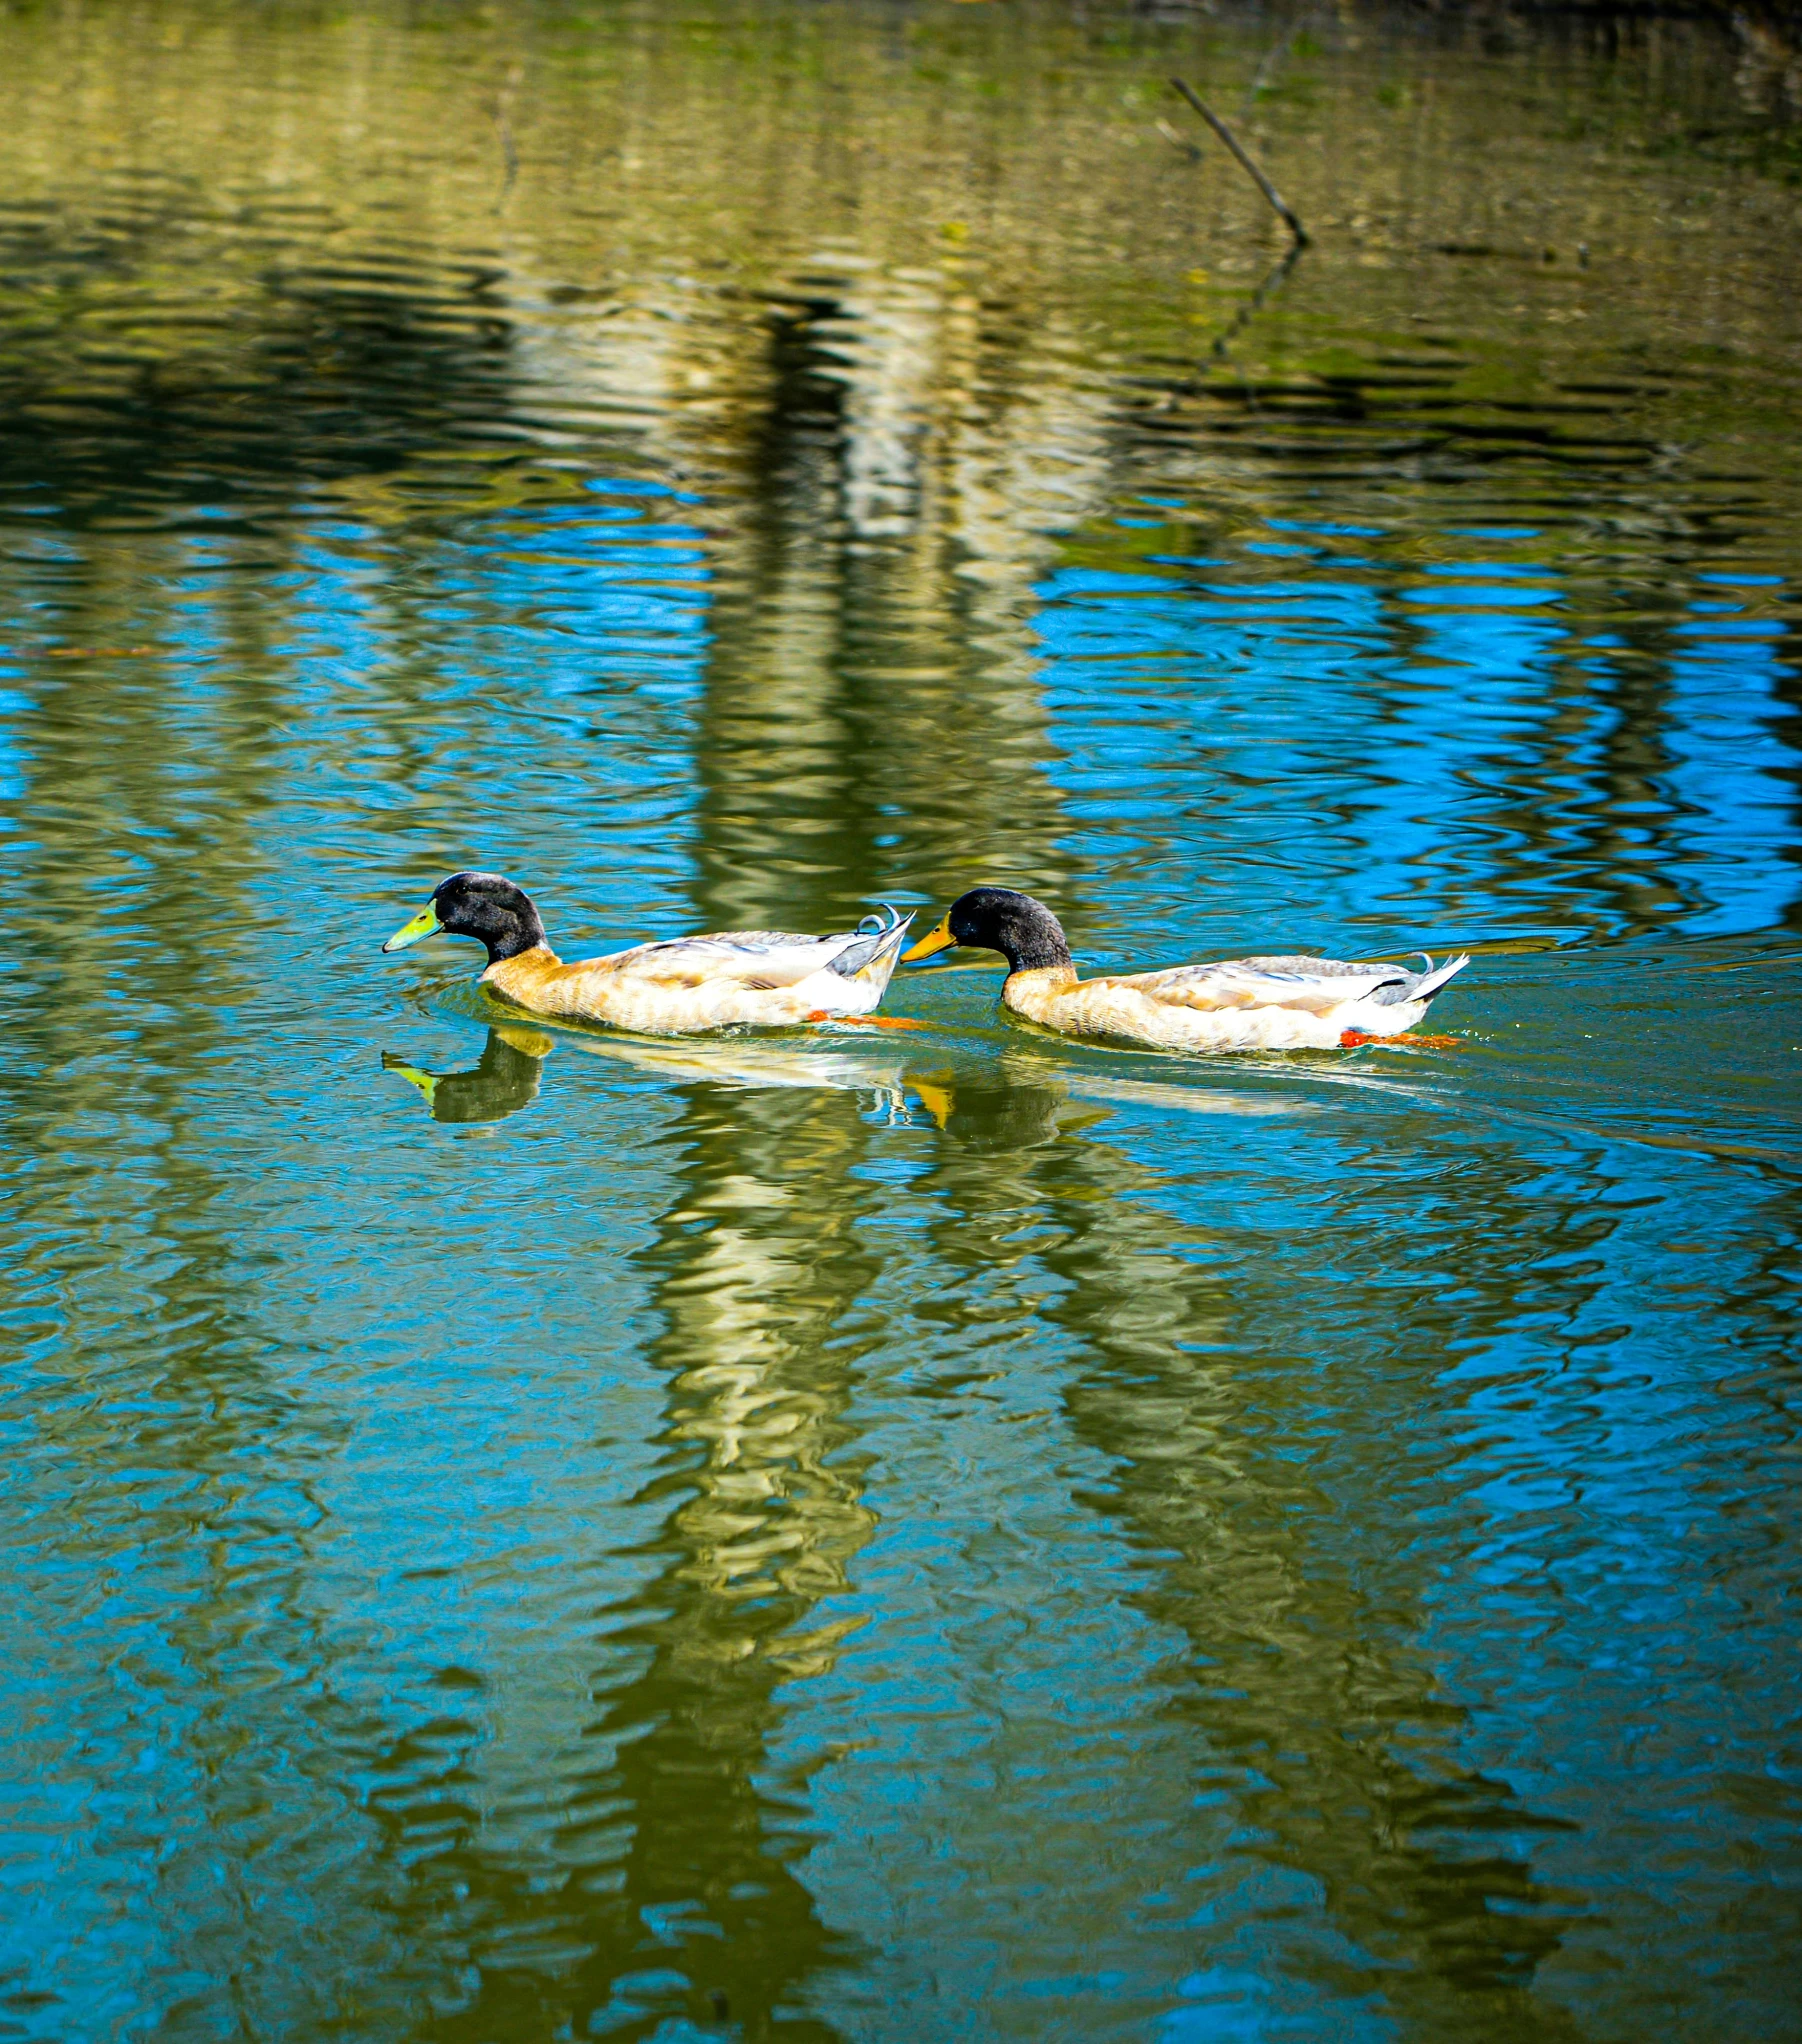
[361,1033,1314,2032]
[357,1067,904,2040]
[687,289,1092,937]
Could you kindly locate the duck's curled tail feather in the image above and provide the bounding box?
[826,904,915,981]
[1412,953,1471,1003]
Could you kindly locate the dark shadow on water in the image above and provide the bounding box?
[0,208,517,522]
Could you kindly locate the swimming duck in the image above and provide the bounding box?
[900,887,1469,1052]
[383,872,914,1035]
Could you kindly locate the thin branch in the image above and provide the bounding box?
[1169,77,1309,248]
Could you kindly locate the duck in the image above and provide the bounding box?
[900,887,1469,1052]
[383,871,915,1035]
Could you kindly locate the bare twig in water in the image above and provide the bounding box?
[1209,241,1305,361]
[1169,77,1309,247]
[1141,241,1302,414]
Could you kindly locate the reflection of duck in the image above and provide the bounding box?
[904,888,1470,1052]
[381,1024,555,1124]
[570,1032,955,1125]
[384,1018,1319,1140]
[383,871,914,1033]
[381,1023,960,1130]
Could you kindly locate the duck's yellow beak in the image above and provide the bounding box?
[900,913,957,964]
[382,903,442,953]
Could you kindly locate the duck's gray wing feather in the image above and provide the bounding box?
[1116,954,1426,1015]
[584,931,854,990]
[581,907,913,992]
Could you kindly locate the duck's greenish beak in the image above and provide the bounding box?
[382,903,442,953]
[900,912,957,964]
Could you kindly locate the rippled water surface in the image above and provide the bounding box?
[2,2,1799,2038]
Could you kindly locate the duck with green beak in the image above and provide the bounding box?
[902,886,1469,1052]
[384,871,916,1035]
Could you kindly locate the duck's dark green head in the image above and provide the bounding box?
[382,871,548,965]
[901,887,1073,973]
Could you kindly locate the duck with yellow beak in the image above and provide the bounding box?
[901,887,1469,1052]
[384,871,915,1035]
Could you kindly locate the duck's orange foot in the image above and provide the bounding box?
[1339,1028,1464,1050]
[807,1011,927,1030]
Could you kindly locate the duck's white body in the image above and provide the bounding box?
[1000,951,1471,1052]
[482,912,915,1036]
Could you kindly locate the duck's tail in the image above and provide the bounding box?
[1411,952,1471,1003]
[826,904,917,991]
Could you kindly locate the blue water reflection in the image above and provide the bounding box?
[1036,542,1798,951]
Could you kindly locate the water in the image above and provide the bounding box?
[1,2,1799,2038]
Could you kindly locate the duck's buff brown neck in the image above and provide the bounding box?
[483,946,560,989]
[1004,963,1079,995]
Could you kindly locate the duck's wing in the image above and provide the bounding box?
[1117,953,1461,1015]
[583,906,913,992]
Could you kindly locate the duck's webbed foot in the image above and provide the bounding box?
[1340,1029,1464,1050]
[808,1011,928,1030]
